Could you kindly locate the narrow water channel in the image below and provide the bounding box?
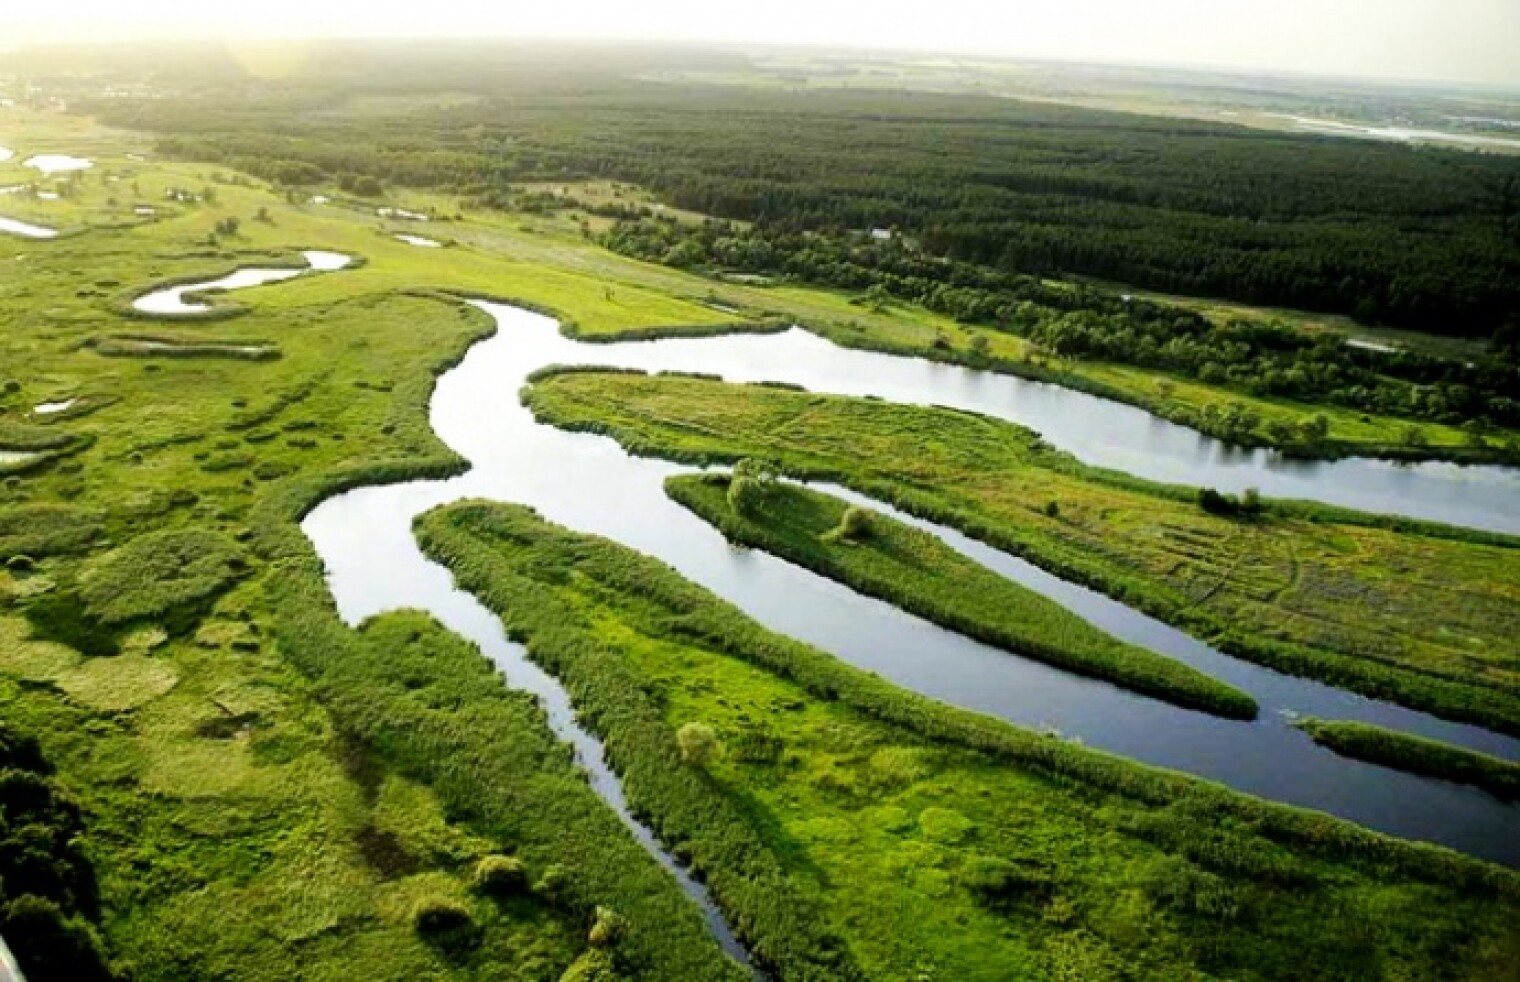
[0,214,59,239]
[130,250,352,315]
[302,302,1519,873]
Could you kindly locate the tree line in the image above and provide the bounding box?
[92,77,1520,339]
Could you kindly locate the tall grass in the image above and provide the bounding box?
[1295,719,1520,800]
[667,473,1258,719]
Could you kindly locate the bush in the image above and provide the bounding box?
[411,896,474,934]
[22,593,120,656]
[727,475,765,517]
[0,896,112,982]
[0,504,103,560]
[959,854,1054,904]
[822,506,872,543]
[676,722,719,768]
[587,906,627,948]
[1197,487,1239,516]
[472,855,529,895]
[559,948,625,982]
[534,863,571,903]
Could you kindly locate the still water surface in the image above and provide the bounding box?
[304,303,1519,868]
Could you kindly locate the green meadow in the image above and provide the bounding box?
[524,370,1520,735]
[417,499,1520,982]
[1,89,1517,982]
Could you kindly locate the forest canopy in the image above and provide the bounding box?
[77,49,1520,340]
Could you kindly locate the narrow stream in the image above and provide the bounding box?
[130,250,352,315]
[302,302,1518,874]
[0,214,59,239]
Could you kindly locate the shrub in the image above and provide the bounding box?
[22,593,119,656]
[676,722,720,768]
[1144,855,1242,921]
[587,906,627,948]
[1197,487,1239,516]
[821,506,872,543]
[1241,487,1263,515]
[727,475,765,517]
[0,896,112,982]
[0,504,102,560]
[959,854,1054,904]
[472,855,529,895]
[534,863,571,903]
[559,948,625,982]
[411,896,474,934]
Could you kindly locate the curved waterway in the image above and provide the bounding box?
[131,250,352,315]
[615,327,1520,534]
[0,214,58,239]
[303,303,1518,886]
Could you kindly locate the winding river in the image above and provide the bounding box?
[299,302,1519,872]
[130,251,352,315]
[0,215,58,239]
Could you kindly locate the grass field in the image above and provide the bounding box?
[525,370,1520,734]
[4,97,1520,979]
[665,473,1257,719]
[1,105,759,979]
[418,499,1520,982]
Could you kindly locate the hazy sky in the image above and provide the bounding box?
[6,0,1519,88]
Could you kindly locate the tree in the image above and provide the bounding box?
[676,722,720,768]
[1197,487,1239,516]
[1298,413,1331,445]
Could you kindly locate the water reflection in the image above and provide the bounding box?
[303,303,1520,867]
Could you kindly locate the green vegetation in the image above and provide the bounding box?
[3,64,1519,978]
[96,46,1520,338]
[78,528,244,624]
[43,41,1515,459]
[525,370,1520,735]
[1295,719,1520,800]
[607,216,1520,447]
[0,720,112,981]
[1,103,760,979]
[0,504,103,560]
[417,499,1520,982]
[668,472,1257,719]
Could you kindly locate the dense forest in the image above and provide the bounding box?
[80,48,1520,339]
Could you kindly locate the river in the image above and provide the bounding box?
[300,302,1519,869]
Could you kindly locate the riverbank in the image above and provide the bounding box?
[417,498,1520,982]
[524,370,1520,736]
[1295,719,1520,801]
[666,473,1257,719]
